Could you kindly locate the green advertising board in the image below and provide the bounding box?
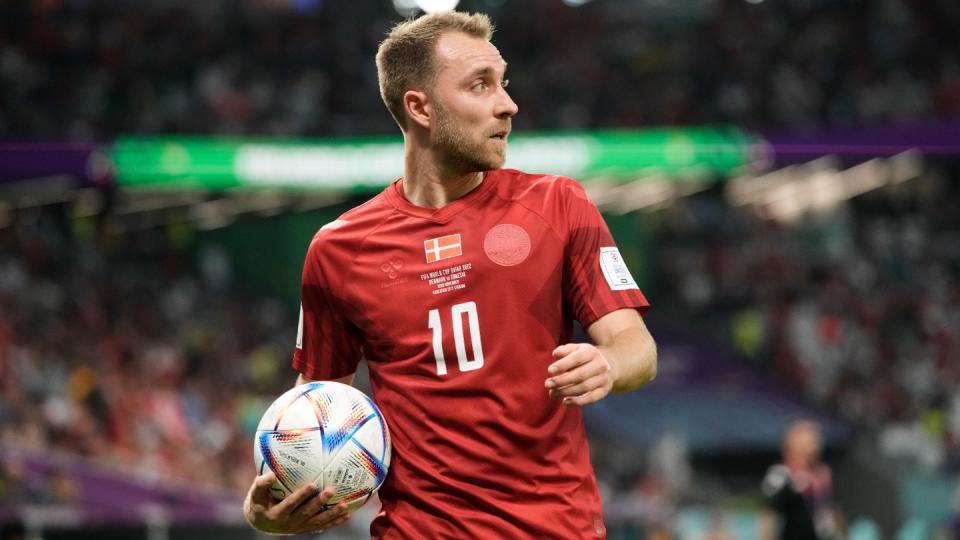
[112,127,765,191]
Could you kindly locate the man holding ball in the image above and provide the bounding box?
[245,11,657,538]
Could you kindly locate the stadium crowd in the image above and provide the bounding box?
[0,208,298,498]
[0,0,958,139]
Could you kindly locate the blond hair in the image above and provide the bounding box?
[375,12,494,130]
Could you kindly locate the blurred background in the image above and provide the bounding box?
[1,0,958,538]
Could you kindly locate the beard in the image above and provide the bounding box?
[432,102,507,175]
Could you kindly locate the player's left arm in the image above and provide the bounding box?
[545,308,656,406]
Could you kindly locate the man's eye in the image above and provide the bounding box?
[472,82,487,92]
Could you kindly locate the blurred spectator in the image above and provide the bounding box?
[759,419,841,540]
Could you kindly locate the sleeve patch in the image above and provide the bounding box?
[598,247,639,291]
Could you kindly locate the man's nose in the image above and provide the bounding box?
[495,86,519,119]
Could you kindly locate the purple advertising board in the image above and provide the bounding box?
[766,121,960,165]
[0,443,241,526]
[0,142,111,185]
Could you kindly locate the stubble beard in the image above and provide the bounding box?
[432,102,506,175]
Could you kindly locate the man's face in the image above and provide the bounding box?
[428,31,518,174]
[786,422,822,465]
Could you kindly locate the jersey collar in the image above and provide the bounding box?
[384,170,500,223]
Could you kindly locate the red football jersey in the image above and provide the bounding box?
[293,169,649,539]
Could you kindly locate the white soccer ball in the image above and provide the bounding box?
[253,381,391,512]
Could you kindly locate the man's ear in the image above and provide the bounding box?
[404,90,432,130]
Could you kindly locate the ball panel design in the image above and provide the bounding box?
[253,382,391,512]
[257,428,326,493]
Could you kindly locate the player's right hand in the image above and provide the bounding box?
[243,472,351,535]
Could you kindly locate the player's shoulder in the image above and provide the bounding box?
[492,168,590,204]
[308,191,393,256]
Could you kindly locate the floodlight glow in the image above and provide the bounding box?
[562,0,592,6]
[414,0,460,13]
[393,0,418,16]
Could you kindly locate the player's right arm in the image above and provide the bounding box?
[245,227,362,534]
[243,473,350,535]
[242,372,357,534]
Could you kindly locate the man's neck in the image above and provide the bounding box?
[401,147,484,209]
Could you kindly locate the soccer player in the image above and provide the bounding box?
[243,11,657,538]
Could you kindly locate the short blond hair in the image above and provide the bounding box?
[376,12,494,130]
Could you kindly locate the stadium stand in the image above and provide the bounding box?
[0,0,958,138]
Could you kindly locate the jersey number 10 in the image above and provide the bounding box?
[428,301,484,376]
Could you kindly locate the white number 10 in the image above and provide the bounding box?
[428,301,484,376]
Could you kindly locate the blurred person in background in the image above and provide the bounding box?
[760,419,843,540]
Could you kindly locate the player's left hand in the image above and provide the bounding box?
[545,343,618,406]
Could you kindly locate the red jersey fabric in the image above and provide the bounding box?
[293,169,649,539]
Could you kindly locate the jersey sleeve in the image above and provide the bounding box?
[292,232,363,380]
[561,179,650,328]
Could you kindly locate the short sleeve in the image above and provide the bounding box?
[561,180,649,328]
[292,233,363,380]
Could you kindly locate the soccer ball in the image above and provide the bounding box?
[254,381,391,512]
